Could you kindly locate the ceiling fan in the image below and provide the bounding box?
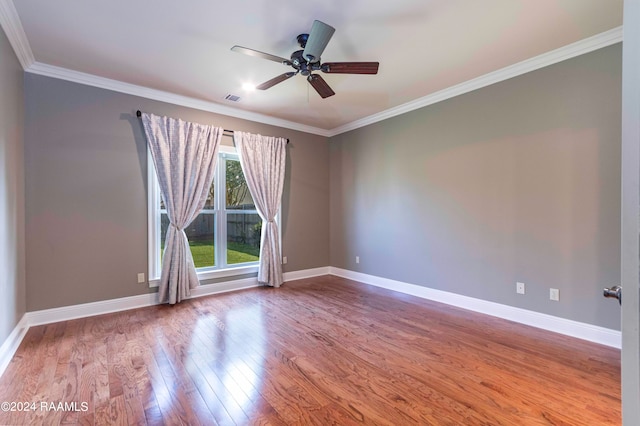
[231,20,379,99]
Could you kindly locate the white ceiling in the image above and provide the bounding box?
[4,0,624,133]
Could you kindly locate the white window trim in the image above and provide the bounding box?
[148,144,278,288]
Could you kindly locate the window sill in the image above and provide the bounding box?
[148,264,259,288]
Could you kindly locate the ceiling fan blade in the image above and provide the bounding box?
[302,20,335,63]
[256,72,297,90]
[231,46,291,65]
[307,74,335,98]
[321,62,379,74]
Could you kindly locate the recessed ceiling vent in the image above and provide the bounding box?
[225,94,241,102]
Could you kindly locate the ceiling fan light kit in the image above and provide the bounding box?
[231,20,379,98]
[302,20,336,63]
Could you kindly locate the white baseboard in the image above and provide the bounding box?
[23,267,327,327]
[283,266,331,282]
[25,277,262,327]
[190,277,260,298]
[329,267,622,349]
[0,315,29,378]
[26,292,160,327]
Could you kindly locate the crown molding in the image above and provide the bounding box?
[0,0,34,69]
[25,61,333,137]
[327,26,623,137]
[8,9,621,140]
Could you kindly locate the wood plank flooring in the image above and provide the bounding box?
[0,275,621,425]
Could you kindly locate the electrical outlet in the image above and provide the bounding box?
[137,273,145,283]
[550,288,560,301]
[356,256,360,264]
[282,256,288,264]
[516,282,525,295]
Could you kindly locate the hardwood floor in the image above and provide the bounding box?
[0,275,621,425]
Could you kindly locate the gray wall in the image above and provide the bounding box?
[24,75,329,311]
[0,26,26,343]
[330,44,622,330]
[20,43,624,331]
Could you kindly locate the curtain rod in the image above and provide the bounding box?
[136,110,289,143]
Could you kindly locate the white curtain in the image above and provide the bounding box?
[234,132,287,287]
[141,113,222,304]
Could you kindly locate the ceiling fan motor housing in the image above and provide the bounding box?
[290,50,322,76]
[290,50,305,67]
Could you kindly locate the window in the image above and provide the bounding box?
[148,145,265,286]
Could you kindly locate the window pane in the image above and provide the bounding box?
[226,159,255,210]
[161,212,215,268]
[203,180,215,209]
[160,212,169,257]
[187,213,215,268]
[227,213,261,264]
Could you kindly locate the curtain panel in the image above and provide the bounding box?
[141,113,223,304]
[234,131,287,287]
